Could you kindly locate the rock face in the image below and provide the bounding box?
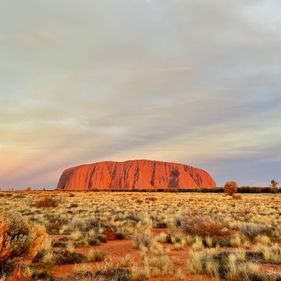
[57,160,216,190]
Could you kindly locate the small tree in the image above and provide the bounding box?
[270,180,279,193]
[224,181,238,196]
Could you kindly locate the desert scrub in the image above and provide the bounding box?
[45,215,69,235]
[224,181,238,196]
[179,215,230,239]
[254,234,271,246]
[141,243,173,277]
[156,232,171,244]
[138,239,173,277]
[240,223,273,241]
[73,263,93,275]
[188,250,268,281]
[263,244,281,264]
[191,236,205,251]
[54,250,87,265]
[70,229,83,241]
[0,192,280,279]
[91,257,148,281]
[88,249,107,262]
[35,196,59,208]
[0,210,47,277]
[143,254,173,277]
[133,232,152,249]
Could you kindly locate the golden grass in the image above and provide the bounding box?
[0,191,280,281]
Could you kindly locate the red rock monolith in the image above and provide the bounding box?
[57,160,216,190]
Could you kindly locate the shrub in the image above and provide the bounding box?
[31,269,53,281]
[116,232,126,240]
[133,233,152,249]
[271,180,279,193]
[240,223,272,241]
[52,241,67,248]
[35,197,59,208]
[88,238,101,246]
[188,250,268,281]
[70,230,82,241]
[154,222,167,229]
[96,234,108,243]
[54,250,87,265]
[0,211,47,277]
[88,249,107,262]
[224,181,238,196]
[179,215,230,239]
[95,267,132,281]
[46,216,68,235]
[144,254,173,276]
[263,244,281,264]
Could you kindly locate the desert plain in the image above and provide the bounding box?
[1,191,281,281]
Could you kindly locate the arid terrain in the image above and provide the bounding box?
[1,191,281,281]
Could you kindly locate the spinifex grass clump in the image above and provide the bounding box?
[189,250,279,281]
[0,210,47,278]
[54,250,87,265]
[240,223,273,242]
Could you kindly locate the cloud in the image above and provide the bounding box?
[0,0,280,188]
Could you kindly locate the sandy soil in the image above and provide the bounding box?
[51,229,212,281]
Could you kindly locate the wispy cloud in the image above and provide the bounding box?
[0,0,280,188]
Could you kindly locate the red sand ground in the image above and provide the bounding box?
[51,228,212,281]
[50,228,281,281]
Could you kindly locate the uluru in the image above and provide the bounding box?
[57,160,216,190]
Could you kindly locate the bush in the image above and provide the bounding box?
[133,233,152,249]
[179,215,230,238]
[88,249,107,262]
[95,267,132,281]
[88,238,101,246]
[35,197,59,208]
[189,250,269,281]
[240,223,272,241]
[46,215,68,235]
[116,232,126,240]
[271,180,279,194]
[52,241,67,248]
[224,181,238,196]
[0,211,47,277]
[54,250,87,265]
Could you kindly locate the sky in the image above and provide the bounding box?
[0,0,281,188]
